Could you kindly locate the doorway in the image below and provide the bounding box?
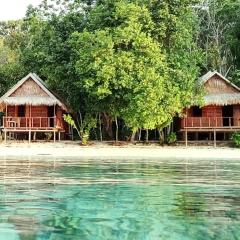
[222,105,233,126]
[48,106,55,127]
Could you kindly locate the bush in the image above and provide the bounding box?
[166,132,177,145]
[45,132,53,141]
[231,132,240,147]
[63,114,96,145]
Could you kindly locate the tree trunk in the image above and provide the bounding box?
[99,113,102,141]
[146,129,149,143]
[167,125,171,135]
[159,129,164,145]
[131,130,137,142]
[115,117,118,142]
[138,128,142,141]
[102,112,113,139]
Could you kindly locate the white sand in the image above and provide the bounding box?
[0,141,240,160]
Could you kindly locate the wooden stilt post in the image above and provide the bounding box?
[58,131,61,141]
[185,130,188,147]
[214,130,216,147]
[54,131,56,143]
[29,130,31,144]
[195,132,198,141]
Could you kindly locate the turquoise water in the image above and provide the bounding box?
[0,157,239,240]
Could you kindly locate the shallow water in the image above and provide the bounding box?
[0,157,239,240]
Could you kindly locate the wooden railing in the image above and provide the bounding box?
[182,117,240,128]
[3,117,62,129]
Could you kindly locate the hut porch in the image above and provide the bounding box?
[181,105,240,147]
[2,105,65,142]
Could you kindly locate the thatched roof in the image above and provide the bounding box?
[3,97,61,106]
[199,70,240,91]
[204,93,240,106]
[0,73,68,110]
[199,71,240,106]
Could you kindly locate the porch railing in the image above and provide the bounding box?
[182,117,240,128]
[3,117,62,129]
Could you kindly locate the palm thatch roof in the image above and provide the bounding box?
[199,71,240,106]
[198,70,240,91]
[204,93,240,106]
[0,73,68,110]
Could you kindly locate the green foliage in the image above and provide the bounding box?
[70,0,201,132]
[197,0,240,77]
[231,132,240,148]
[45,132,53,141]
[166,132,177,145]
[0,20,28,95]
[63,114,82,139]
[63,114,96,145]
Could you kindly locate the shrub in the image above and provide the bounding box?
[231,132,240,147]
[166,132,177,145]
[45,132,53,141]
[63,114,96,145]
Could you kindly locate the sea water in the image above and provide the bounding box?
[0,157,239,240]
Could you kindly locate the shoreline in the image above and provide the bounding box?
[0,141,240,160]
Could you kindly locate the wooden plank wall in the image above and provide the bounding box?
[202,106,222,127]
[233,105,240,126]
[182,106,223,127]
[31,106,48,127]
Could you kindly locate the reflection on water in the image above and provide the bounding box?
[0,157,239,240]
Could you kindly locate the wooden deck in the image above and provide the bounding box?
[182,117,240,129]
[181,117,240,147]
[1,117,64,142]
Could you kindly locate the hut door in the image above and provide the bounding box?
[48,106,55,127]
[222,106,233,126]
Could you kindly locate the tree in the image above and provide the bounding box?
[196,0,240,76]
[0,20,27,95]
[71,0,202,140]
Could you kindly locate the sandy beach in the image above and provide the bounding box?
[0,141,239,160]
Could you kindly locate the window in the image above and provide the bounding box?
[18,105,26,117]
[192,106,202,117]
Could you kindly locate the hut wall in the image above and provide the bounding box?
[202,106,222,117]
[31,106,48,117]
[31,106,48,128]
[56,107,63,129]
[202,106,223,127]
[233,105,240,126]
[182,106,223,128]
[205,75,239,94]
[5,106,16,117]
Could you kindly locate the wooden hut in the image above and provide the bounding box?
[180,71,240,146]
[0,73,69,142]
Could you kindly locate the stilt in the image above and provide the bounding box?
[185,130,188,147]
[209,132,212,141]
[195,132,199,141]
[29,130,31,143]
[58,131,61,141]
[33,132,36,141]
[213,130,216,148]
[54,131,56,143]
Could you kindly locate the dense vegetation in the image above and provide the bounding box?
[0,0,240,142]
